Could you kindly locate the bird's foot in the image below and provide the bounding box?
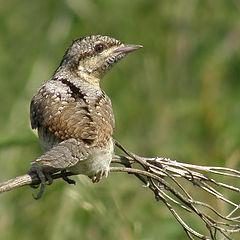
[90,169,109,183]
[28,163,54,200]
[61,170,76,185]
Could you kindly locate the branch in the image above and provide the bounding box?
[0,140,240,240]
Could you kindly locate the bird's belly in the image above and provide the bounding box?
[68,138,114,177]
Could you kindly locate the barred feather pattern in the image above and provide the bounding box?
[30,76,115,151]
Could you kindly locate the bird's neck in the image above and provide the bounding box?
[53,66,101,88]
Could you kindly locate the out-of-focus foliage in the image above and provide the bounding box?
[0,0,239,239]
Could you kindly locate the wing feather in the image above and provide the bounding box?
[30,81,114,148]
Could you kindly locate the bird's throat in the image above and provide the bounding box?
[77,69,100,87]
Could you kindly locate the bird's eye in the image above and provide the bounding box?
[94,43,104,52]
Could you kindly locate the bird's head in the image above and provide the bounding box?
[60,35,142,85]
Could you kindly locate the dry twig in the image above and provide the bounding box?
[0,140,239,239]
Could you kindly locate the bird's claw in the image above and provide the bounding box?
[90,169,108,183]
[61,170,76,185]
[28,163,53,200]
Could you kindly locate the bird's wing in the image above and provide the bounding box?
[30,81,114,148]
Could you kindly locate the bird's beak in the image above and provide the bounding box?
[113,44,143,54]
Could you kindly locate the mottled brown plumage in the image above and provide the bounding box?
[29,35,142,198]
[30,78,114,148]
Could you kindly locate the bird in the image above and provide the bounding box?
[29,35,142,199]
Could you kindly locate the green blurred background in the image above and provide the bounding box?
[0,0,240,239]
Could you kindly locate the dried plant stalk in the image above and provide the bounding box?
[0,140,239,240]
[112,140,240,240]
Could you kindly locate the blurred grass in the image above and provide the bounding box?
[0,0,240,239]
